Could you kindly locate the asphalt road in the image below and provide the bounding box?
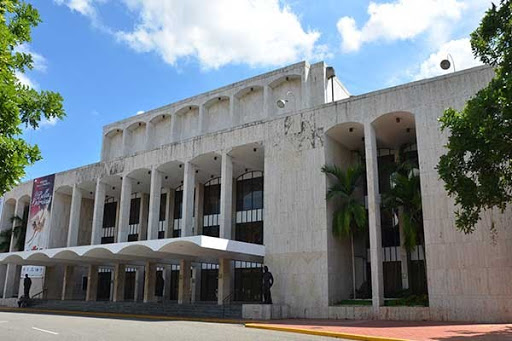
[0,311,344,341]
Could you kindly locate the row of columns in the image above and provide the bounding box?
[64,152,235,248]
[70,258,232,305]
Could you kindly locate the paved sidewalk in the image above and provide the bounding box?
[245,319,512,341]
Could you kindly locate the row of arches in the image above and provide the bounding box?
[102,74,303,161]
[324,111,427,306]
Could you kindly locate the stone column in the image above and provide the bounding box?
[263,85,270,118]
[118,176,132,243]
[9,200,24,251]
[219,152,233,239]
[91,179,106,245]
[198,105,205,134]
[195,184,204,235]
[165,189,175,238]
[182,162,196,237]
[139,193,149,240]
[113,264,126,302]
[191,264,201,303]
[217,258,232,305]
[163,265,172,300]
[143,262,156,303]
[86,265,98,302]
[134,266,144,302]
[398,207,409,290]
[178,259,191,304]
[67,184,83,247]
[364,122,384,312]
[61,265,74,300]
[2,264,20,298]
[147,168,162,240]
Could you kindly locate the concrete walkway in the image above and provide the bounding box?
[245,319,512,341]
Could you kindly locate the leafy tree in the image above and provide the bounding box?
[0,0,65,195]
[322,164,367,299]
[437,0,512,233]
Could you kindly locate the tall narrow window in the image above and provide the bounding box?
[202,178,220,237]
[235,171,263,244]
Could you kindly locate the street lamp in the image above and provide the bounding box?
[440,54,456,72]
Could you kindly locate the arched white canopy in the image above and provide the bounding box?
[0,236,264,266]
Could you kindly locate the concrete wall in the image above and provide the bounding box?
[49,192,71,249]
[78,198,94,246]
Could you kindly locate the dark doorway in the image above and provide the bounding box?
[124,270,136,301]
[200,264,218,301]
[97,271,111,301]
[234,262,262,302]
[169,268,179,300]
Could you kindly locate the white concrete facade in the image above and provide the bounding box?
[0,61,510,322]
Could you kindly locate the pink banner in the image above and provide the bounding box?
[24,174,55,251]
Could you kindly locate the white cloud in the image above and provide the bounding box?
[338,0,468,53]
[15,71,38,89]
[54,0,98,19]
[57,0,327,69]
[39,117,59,128]
[411,38,482,80]
[136,110,145,115]
[15,44,47,72]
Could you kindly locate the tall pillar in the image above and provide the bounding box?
[147,168,162,240]
[191,264,201,303]
[61,265,74,300]
[113,264,126,302]
[263,85,270,118]
[163,265,172,300]
[182,162,196,237]
[118,176,132,242]
[198,105,205,133]
[134,266,144,302]
[364,122,384,311]
[139,193,149,240]
[86,265,98,301]
[9,200,24,252]
[3,264,20,298]
[67,184,83,247]
[178,259,191,304]
[398,207,410,290]
[219,152,233,239]
[91,179,106,245]
[143,262,156,303]
[165,189,175,238]
[217,258,232,305]
[195,184,204,235]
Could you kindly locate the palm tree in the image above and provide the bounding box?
[382,157,426,293]
[0,215,27,253]
[322,164,367,299]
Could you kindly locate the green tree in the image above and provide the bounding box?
[0,214,26,252]
[0,0,65,195]
[437,0,512,234]
[322,164,367,299]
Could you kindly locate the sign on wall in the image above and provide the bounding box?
[24,174,55,251]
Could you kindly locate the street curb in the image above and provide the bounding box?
[0,306,244,324]
[244,323,411,341]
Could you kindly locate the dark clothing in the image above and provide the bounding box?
[23,277,32,298]
[262,271,274,304]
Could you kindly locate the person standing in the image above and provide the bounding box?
[23,274,32,298]
[262,266,274,304]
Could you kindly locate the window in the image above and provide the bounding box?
[236,172,263,211]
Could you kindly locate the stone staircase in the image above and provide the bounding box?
[28,300,243,319]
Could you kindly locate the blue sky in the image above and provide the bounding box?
[20,0,490,181]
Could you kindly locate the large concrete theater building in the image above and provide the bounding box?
[0,61,510,322]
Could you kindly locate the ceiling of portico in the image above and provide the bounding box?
[326,123,365,152]
[373,112,417,149]
[230,143,264,177]
[158,161,184,189]
[191,152,222,183]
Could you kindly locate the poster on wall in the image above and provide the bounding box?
[25,174,55,251]
[22,174,55,278]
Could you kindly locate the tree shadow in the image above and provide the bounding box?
[433,326,512,341]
